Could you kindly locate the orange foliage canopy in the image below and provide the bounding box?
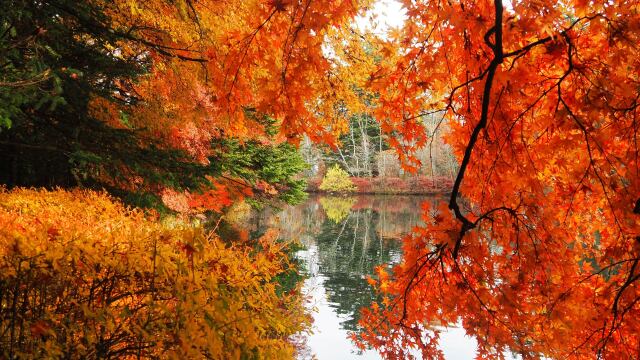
[355,0,640,359]
[94,0,375,146]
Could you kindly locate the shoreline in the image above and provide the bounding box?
[306,190,451,196]
[306,175,454,196]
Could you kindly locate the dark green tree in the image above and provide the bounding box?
[211,119,308,207]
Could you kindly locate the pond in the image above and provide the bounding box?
[240,194,480,359]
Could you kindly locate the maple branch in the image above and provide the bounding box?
[399,244,445,324]
[567,326,607,359]
[48,2,208,63]
[562,165,591,223]
[474,205,519,226]
[476,16,610,204]
[225,9,277,96]
[402,108,447,122]
[452,260,517,334]
[553,30,637,353]
[480,85,552,207]
[446,67,490,111]
[612,259,639,320]
[0,70,52,88]
[504,14,605,59]
[449,0,504,259]
[185,0,204,40]
[559,84,625,235]
[503,36,551,58]
[596,259,640,356]
[124,38,208,63]
[448,12,615,260]
[549,258,640,312]
[281,0,312,88]
[396,17,440,122]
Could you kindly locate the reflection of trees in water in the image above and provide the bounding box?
[236,199,326,242]
[315,207,400,331]
[237,195,439,331]
[319,196,356,223]
[313,195,436,331]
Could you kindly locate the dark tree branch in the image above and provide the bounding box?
[449,0,504,259]
[48,2,208,63]
[446,11,608,260]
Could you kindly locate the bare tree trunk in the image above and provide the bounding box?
[349,124,359,177]
[359,116,371,177]
[379,122,384,177]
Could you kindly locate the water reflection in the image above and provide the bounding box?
[312,195,422,331]
[240,194,477,359]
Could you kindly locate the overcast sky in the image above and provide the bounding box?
[355,0,406,36]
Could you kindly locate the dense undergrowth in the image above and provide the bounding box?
[0,188,309,359]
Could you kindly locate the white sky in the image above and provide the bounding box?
[355,0,407,36]
[355,0,515,35]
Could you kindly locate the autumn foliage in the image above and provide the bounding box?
[319,165,357,193]
[355,0,640,359]
[3,0,640,358]
[0,188,309,359]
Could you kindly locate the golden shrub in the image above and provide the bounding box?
[318,165,356,193]
[0,188,309,359]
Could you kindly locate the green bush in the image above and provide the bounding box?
[319,165,356,193]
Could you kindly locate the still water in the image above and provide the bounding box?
[241,194,478,359]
